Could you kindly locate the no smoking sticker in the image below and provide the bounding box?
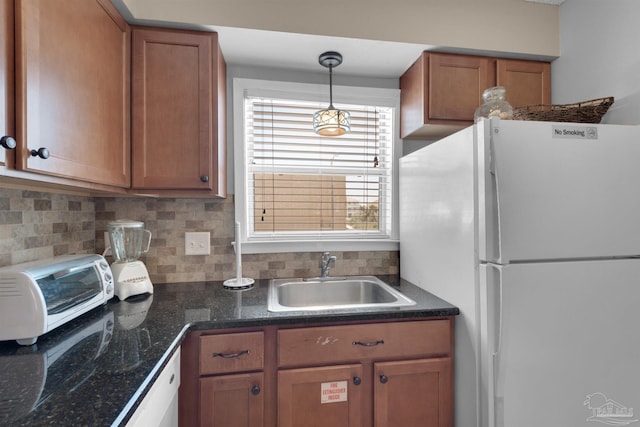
[321,381,348,404]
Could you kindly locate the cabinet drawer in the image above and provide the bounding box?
[278,320,451,367]
[200,332,264,375]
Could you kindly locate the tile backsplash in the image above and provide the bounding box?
[0,188,95,266]
[0,188,399,282]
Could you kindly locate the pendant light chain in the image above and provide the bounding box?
[328,64,334,108]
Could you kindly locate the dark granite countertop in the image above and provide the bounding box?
[0,275,458,426]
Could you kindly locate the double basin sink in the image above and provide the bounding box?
[267,275,416,312]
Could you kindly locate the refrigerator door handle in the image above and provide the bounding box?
[488,136,503,262]
[489,133,496,176]
[481,263,505,427]
[488,264,505,396]
[493,280,504,396]
[478,134,502,263]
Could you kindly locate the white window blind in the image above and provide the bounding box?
[244,96,394,241]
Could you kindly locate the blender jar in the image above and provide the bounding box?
[107,220,152,263]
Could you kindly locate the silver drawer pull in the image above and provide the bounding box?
[352,340,384,347]
[212,350,250,359]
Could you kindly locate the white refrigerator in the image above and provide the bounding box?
[399,118,640,427]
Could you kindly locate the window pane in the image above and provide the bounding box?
[253,173,381,232]
[245,95,393,240]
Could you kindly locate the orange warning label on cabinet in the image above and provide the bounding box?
[321,381,348,404]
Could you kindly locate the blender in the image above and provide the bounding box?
[107,220,153,300]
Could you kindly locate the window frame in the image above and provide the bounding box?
[233,78,401,254]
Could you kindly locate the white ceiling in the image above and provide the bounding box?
[214,26,436,79]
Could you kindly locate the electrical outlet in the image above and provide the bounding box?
[185,232,210,255]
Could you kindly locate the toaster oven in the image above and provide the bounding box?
[0,254,114,345]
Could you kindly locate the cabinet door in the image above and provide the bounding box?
[400,52,492,138]
[374,358,452,427]
[278,364,364,427]
[15,0,130,187]
[496,59,551,108]
[429,53,492,122]
[200,372,264,427]
[0,0,14,169]
[132,27,226,195]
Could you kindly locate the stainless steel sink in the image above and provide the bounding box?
[267,276,416,312]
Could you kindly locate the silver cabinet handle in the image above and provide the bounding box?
[352,340,384,347]
[212,350,249,358]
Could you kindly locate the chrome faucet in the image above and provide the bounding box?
[320,251,337,278]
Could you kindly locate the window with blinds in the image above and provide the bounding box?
[245,96,394,240]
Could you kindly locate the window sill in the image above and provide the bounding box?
[240,239,400,254]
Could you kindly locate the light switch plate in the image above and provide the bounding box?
[185,232,211,255]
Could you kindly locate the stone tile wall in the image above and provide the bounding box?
[95,196,399,283]
[0,188,399,282]
[0,188,95,267]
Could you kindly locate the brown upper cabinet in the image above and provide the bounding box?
[131,27,226,198]
[12,0,130,188]
[400,52,551,139]
[496,58,551,108]
[0,0,15,170]
[1,2,227,196]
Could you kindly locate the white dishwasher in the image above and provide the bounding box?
[126,347,181,427]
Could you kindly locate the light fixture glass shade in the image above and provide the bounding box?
[313,108,351,136]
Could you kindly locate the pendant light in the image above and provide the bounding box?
[313,51,350,136]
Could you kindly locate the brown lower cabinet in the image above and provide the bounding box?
[373,358,452,427]
[278,365,364,427]
[180,318,454,427]
[200,372,265,427]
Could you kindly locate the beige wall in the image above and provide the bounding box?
[123,0,559,58]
